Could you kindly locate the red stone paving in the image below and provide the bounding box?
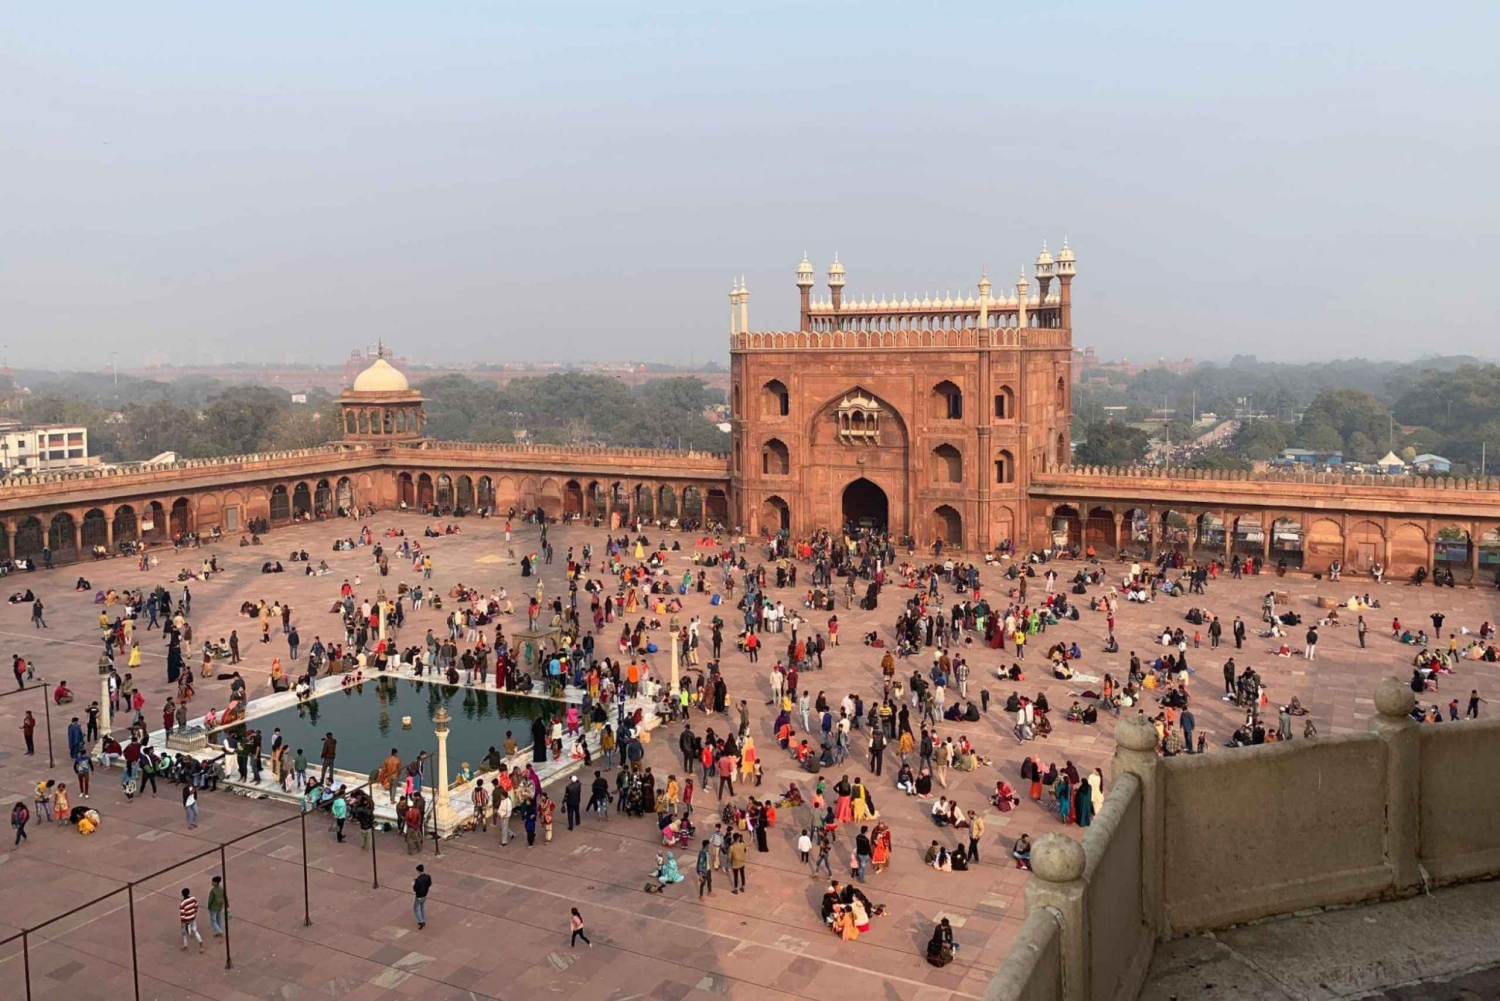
[0,514,1496,999]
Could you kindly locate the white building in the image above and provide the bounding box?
[0,423,92,473]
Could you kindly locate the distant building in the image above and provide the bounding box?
[1412,453,1451,474]
[1376,451,1407,474]
[1277,447,1343,467]
[0,423,92,473]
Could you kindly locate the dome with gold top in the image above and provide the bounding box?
[340,349,424,443]
[351,356,410,394]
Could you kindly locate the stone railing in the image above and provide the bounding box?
[730,326,1069,352]
[1043,464,1500,492]
[987,678,1500,1001]
[0,445,359,497]
[419,441,729,463]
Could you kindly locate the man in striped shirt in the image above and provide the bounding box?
[180,887,204,952]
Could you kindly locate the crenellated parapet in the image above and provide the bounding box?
[1044,464,1500,492]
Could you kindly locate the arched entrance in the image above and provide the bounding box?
[456,475,474,511]
[841,478,888,531]
[270,487,292,524]
[14,517,43,561]
[314,480,333,517]
[291,483,312,519]
[761,496,790,534]
[171,497,193,535]
[113,505,138,544]
[563,480,584,518]
[1051,504,1082,549]
[82,508,109,550]
[477,476,495,511]
[932,505,962,548]
[48,512,77,557]
[436,474,454,509]
[336,477,354,513]
[1084,507,1116,553]
[417,473,434,509]
[397,473,415,507]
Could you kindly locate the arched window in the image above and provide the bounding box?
[732,384,741,418]
[932,380,963,420]
[762,379,790,418]
[1056,433,1068,467]
[995,450,1015,484]
[762,438,790,475]
[995,386,1014,420]
[933,444,963,484]
[1056,376,1067,410]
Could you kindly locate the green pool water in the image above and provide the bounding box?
[223,678,574,779]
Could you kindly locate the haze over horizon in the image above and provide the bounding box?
[3,3,1495,369]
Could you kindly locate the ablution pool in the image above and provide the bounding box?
[222,677,573,777]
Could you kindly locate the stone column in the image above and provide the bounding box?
[433,707,453,835]
[1112,513,1124,557]
[1469,522,1480,584]
[1024,834,1090,1001]
[1112,715,1165,934]
[1262,510,1273,562]
[1221,510,1232,560]
[98,659,113,743]
[669,631,680,695]
[1371,677,1420,891]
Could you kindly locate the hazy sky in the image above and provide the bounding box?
[3,2,1496,369]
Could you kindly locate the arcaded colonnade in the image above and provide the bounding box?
[1027,466,1500,581]
[0,443,731,565]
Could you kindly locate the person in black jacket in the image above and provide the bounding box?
[564,775,582,830]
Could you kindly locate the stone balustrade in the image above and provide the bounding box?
[987,680,1500,1001]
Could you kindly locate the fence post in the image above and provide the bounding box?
[1371,676,1421,891]
[220,844,232,970]
[371,809,380,888]
[42,684,54,769]
[300,809,312,927]
[1111,714,1165,935]
[22,928,32,1001]
[127,884,140,1001]
[1024,834,1090,1001]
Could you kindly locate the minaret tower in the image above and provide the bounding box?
[1016,268,1030,329]
[738,275,750,334]
[796,253,815,331]
[827,253,845,313]
[1055,239,1076,328]
[977,270,992,331]
[1035,241,1055,302]
[729,278,741,336]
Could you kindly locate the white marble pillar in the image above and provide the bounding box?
[433,707,453,834]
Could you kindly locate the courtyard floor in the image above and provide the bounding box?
[1,513,1497,1001]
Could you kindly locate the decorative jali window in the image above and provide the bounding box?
[836,392,882,445]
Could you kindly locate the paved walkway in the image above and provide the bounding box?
[0,513,1496,999]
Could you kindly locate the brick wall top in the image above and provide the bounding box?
[731,328,1070,352]
[421,441,727,463]
[1042,465,1500,493]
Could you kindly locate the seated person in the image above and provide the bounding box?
[895,763,916,795]
[951,843,970,871]
[1012,833,1033,870]
[931,796,952,825]
[75,577,91,591]
[53,681,74,704]
[913,767,933,798]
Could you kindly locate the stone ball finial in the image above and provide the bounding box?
[1374,676,1416,718]
[1115,713,1160,752]
[1029,833,1086,883]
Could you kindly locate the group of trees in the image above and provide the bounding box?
[0,368,728,467]
[1073,355,1499,474]
[418,373,727,451]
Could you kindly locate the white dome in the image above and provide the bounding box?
[352,357,410,393]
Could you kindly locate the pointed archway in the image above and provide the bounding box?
[841,478,888,532]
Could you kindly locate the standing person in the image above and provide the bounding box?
[207,876,227,937]
[728,833,748,893]
[183,783,199,829]
[412,865,431,929]
[1357,616,1368,649]
[32,598,46,630]
[1232,616,1245,650]
[496,790,513,846]
[869,726,885,777]
[1431,611,1445,640]
[564,776,582,831]
[331,787,348,843]
[967,812,984,862]
[19,711,36,755]
[179,888,204,953]
[855,826,872,884]
[1304,626,1318,661]
[10,801,28,847]
[696,838,714,897]
[404,801,424,854]
[569,907,592,947]
[1468,690,1487,719]
[319,733,337,785]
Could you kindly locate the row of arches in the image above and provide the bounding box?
[393,472,729,525]
[343,407,422,437]
[741,378,1035,424]
[757,478,967,546]
[1045,504,1499,579]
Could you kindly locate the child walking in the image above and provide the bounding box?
[569,907,592,948]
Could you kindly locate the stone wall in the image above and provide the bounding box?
[1162,733,1390,932]
[986,909,1063,1001]
[987,682,1500,1001]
